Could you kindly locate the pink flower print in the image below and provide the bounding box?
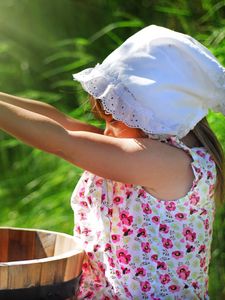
[119,210,133,225]
[192,281,199,289]
[113,196,124,205]
[165,201,176,211]
[116,270,122,278]
[190,232,196,242]
[204,219,209,230]
[94,282,103,291]
[141,242,151,253]
[152,216,160,224]
[168,285,181,293]
[108,257,115,268]
[137,228,147,238]
[105,243,112,253]
[150,294,161,300]
[140,281,151,292]
[138,189,147,198]
[207,170,213,180]
[87,252,94,259]
[95,275,101,283]
[97,261,105,273]
[124,286,132,298]
[141,203,152,214]
[175,212,187,221]
[200,257,206,268]
[102,297,110,300]
[125,183,133,188]
[101,194,106,201]
[126,190,133,199]
[84,291,94,298]
[198,245,206,254]
[176,265,190,280]
[111,234,121,243]
[82,227,92,236]
[151,254,158,262]
[157,261,167,270]
[84,177,89,183]
[116,248,131,264]
[74,225,81,234]
[93,244,100,252]
[190,208,198,215]
[80,201,88,207]
[108,208,113,217]
[196,150,206,158]
[95,178,103,186]
[79,187,85,198]
[78,211,87,221]
[172,250,184,259]
[123,227,133,236]
[121,266,131,274]
[82,262,89,272]
[159,274,171,285]
[200,208,207,216]
[135,267,146,277]
[186,243,195,253]
[159,224,170,234]
[190,191,200,205]
[183,227,196,242]
[193,165,202,174]
[162,238,173,249]
[87,196,92,205]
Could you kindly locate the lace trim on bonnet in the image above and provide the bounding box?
[76,67,177,141]
[73,25,225,142]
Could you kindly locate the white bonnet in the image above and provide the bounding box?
[72,25,225,139]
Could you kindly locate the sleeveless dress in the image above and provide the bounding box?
[70,136,217,300]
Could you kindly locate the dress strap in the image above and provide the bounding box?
[163,136,209,185]
[164,136,204,153]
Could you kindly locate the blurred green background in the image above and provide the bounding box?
[0,0,224,298]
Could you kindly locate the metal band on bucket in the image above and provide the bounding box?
[0,272,82,300]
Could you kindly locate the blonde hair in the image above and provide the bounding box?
[192,117,225,206]
[90,95,225,205]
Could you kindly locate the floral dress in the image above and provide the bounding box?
[70,136,216,300]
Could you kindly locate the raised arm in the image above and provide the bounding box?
[0,101,184,188]
[0,92,103,134]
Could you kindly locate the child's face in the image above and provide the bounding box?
[103,114,146,138]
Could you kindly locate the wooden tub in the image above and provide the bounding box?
[0,227,84,300]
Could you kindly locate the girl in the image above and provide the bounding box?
[0,25,224,299]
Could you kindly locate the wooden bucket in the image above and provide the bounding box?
[0,227,85,300]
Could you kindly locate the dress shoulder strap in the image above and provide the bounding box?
[164,136,216,187]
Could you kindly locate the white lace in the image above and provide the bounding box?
[73,25,225,140]
[75,66,204,140]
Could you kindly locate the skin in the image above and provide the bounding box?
[0,92,196,201]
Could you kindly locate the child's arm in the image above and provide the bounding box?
[0,100,181,188]
[0,92,103,134]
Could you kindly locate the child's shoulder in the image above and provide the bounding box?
[145,137,216,200]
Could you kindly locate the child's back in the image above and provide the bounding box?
[71,136,216,299]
